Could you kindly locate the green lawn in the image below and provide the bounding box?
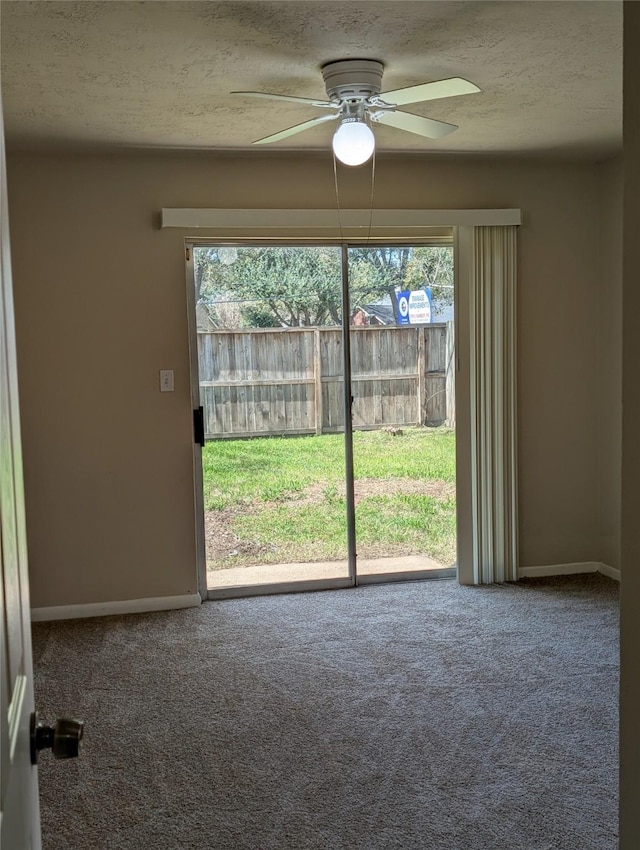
[202,427,456,569]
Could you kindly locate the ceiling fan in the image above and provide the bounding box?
[232,59,480,166]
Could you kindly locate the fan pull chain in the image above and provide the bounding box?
[332,150,346,244]
[331,147,377,246]
[366,143,376,247]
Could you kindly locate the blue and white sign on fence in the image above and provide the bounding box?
[396,292,410,325]
[396,288,433,325]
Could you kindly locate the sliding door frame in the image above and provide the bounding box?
[186,240,355,601]
[185,236,458,600]
[185,244,209,600]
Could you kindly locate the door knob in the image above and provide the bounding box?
[30,712,85,765]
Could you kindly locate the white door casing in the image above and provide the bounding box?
[0,95,42,848]
[176,212,519,591]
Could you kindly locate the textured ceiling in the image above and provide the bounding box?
[0,0,622,157]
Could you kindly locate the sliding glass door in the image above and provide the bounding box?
[347,245,457,584]
[190,245,352,595]
[187,240,456,599]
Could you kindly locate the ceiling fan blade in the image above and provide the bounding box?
[231,91,335,109]
[372,110,458,140]
[378,77,480,107]
[253,113,339,145]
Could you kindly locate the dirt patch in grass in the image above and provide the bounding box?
[204,477,455,568]
[204,507,277,565]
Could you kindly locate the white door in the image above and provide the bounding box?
[0,95,42,848]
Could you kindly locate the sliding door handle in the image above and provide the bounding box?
[193,406,205,448]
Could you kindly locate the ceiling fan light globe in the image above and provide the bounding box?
[332,121,375,166]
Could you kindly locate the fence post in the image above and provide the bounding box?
[417,326,427,426]
[314,328,323,435]
[445,320,456,427]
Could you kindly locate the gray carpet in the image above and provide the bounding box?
[32,574,618,850]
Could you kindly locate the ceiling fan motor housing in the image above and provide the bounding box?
[321,59,384,102]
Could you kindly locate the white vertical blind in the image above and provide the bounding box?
[470,226,518,583]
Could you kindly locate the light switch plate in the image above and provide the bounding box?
[160,370,174,392]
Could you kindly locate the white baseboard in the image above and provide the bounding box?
[31,593,202,622]
[596,562,621,582]
[518,562,620,582]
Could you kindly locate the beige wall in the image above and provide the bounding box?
[6,150,608,607]
[598,156,623,571]
[620,2,640,845]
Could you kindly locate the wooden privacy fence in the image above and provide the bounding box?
[198,323,455,439]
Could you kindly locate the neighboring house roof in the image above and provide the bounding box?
[353,303,396,325]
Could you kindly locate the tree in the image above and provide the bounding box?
[194,244,454,328]
[348,246,413,322]
[194,246,223,302]
[403,247,454,308]
[346,246,454,320]
[197,246,342,327]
